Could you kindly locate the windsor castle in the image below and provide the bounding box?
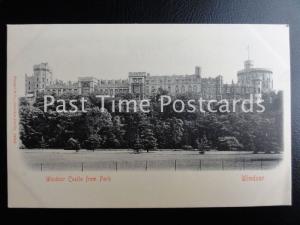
[25,59,274,101]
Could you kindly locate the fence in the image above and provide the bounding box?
[36,158,282,171]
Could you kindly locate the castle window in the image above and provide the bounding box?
[181,85,185,93]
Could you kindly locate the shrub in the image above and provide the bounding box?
[182,145,193,150]
[65,138,81,151]
[84,134,101,151]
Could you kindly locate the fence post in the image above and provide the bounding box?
[81,163,83,172]
[199,159,202,171]
[243,158,245,170]
[222,160,224,170]
[145,160,148,171]
[41,163,43,172]
[175,160,177,171]
[115,161,118,172]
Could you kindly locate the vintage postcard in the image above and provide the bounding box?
[7,24,291,207]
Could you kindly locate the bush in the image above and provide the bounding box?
[84,134,101,151]
[65,138,81,151]
[182,145,193,150]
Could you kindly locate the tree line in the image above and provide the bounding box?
[19,89,283,153]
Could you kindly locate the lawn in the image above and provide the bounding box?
[21,149,283,171]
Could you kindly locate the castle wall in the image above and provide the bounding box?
[25,62,273,101]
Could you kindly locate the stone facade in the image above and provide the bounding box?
[25,60,273,101]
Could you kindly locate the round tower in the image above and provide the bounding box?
[237,59,273,93]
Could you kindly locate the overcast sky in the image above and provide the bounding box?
[7,24,290,94]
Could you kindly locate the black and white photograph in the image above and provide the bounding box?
[13,24,288,171]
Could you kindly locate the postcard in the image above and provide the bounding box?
[7,24,291,207]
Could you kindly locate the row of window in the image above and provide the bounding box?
[36,78,49,82]
[100,81,128,85]
[144,85,200,94]
[46,88,78,93]
[27,78,49,86]
[131,78,144,83]
[27,84,45,90]
[98,88,129,95]
[146,79,199,85]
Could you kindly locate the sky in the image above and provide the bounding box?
[7,24,290,94]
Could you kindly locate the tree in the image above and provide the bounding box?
[139,116,157,152]
[102,127,120,148]
[111,116,126,147]
[18,91,283,153]
[19,104,48,148]
[154,120,171,148]
[196,135,209,154]
[85,107,113,135]
[133,134,143,153]
[169,117,184,148]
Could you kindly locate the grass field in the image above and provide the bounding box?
[21,149,283,171]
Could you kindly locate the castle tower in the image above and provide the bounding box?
[128,72,147,99]
[195,66,201,78]
[25,63,53,96]
[33,63,52,94]
[237,47,273,93]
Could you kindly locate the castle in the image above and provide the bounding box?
[25,59,273,101]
